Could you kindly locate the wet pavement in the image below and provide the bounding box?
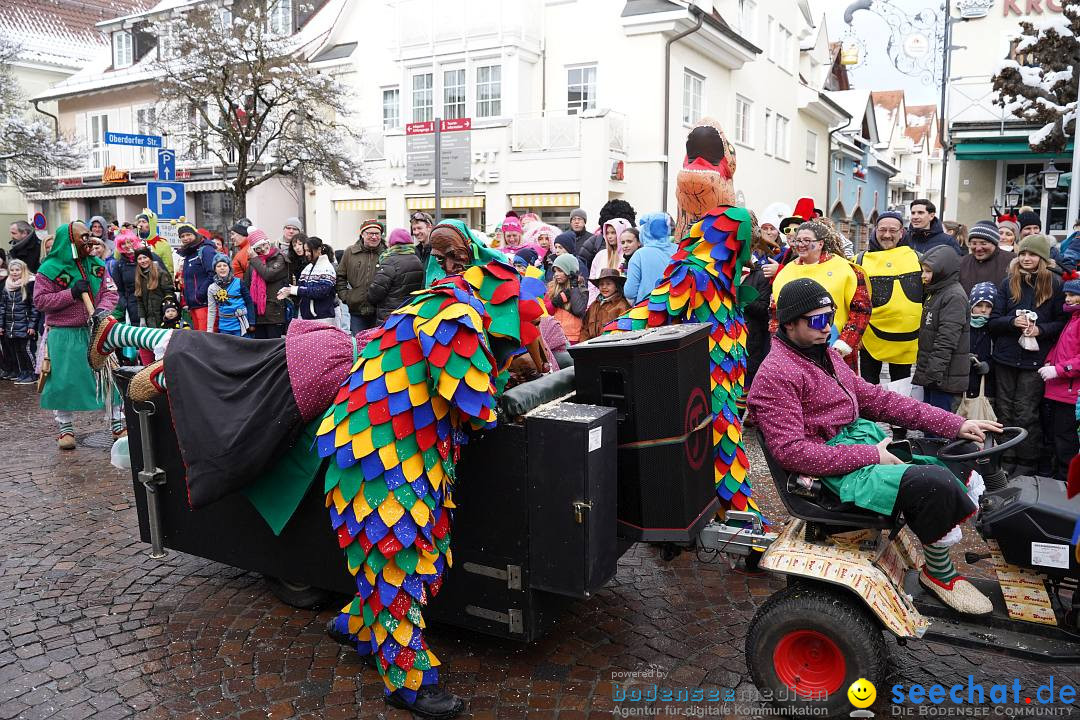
[2,382,1079,719]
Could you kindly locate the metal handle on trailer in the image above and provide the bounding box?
[134,400,168,560]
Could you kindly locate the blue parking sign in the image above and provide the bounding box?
[147,181,186,220]
[157,149,176,181]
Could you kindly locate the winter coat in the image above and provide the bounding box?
[244,251,290,325]
[134,262,174,328]
[295,255,338,321]
[1042,306,1080,405]
[368,245,425,323]
[207,276,253,334]
[746,335,965,478]
[0,282,39,338]
[625,236,677,304]
[232,237,251,279]
[579,293,631,342]
[9,231,41,274]
[989,271,1066,369]
[136,209,174,275]
[958,248,1012,296]
[178,239,219,311]
[33,273,118,329]
[743,265,772,386]
[913,246,971,394]
[336,240,386,317]
[908,217,960,256]
[968,324,995,398]
[113,251,165,323]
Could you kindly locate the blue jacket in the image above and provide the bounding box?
[178,239,218,310]
[208,276,252,333]
[625,213,677,304]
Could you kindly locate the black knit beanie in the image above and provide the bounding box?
[776,278,835,325]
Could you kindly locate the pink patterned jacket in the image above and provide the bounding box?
[33,274,118,328]
[746,338,966,477]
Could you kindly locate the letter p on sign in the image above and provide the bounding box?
[147,181,186,220]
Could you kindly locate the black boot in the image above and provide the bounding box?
[385,685,465,720]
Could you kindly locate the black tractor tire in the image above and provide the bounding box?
[746,583,887,716]
[265,576,339,610]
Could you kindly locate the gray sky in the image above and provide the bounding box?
[810,0,944,105]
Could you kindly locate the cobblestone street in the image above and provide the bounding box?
[2,382,1080,719]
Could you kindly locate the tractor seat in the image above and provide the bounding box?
[756,429,902,531]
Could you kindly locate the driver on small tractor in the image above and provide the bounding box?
[748,277,1001,615]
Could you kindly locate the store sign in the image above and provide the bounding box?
[101,165,130,184]
[1003,0,1063,17]
[58,177,83,187]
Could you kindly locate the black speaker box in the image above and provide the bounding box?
[569,324,717,542]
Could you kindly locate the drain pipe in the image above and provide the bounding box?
[661,8,704,213]
[33,100,59,138]
[826,115,852,214]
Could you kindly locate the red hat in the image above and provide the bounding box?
[197,228,212,239]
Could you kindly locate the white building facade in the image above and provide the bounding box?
[310,0,848,246]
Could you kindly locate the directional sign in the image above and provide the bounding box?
[406,117,472,193]
[157,149,176,181]
[105,131,163,148]
[147,181,186,220]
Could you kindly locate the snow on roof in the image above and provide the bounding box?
[2,0,149,71]
[904,104,938,146]
[871,89,906,143]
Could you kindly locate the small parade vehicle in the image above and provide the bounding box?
[119,323,759,641]
[745,426,1080,716]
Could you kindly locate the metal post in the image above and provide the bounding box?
[1068,79,1080,230]
[135,402,168,559]
[434,117,443,223]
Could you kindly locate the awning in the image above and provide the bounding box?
[954,139,1074,161]
[334,198,386,211]
[406,196,486,210]
[27,179,229,200]
[509,193,580,207]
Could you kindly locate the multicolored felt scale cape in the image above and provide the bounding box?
[314,258,546,701]
[606,207,765,527]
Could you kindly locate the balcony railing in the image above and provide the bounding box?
[947,76,1013,127]
[512,113,580,152]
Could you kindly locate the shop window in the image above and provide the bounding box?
[1005,162,1045,211]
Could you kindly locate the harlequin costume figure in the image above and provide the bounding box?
[607,118,764,526]
[87,218,548,719]
[34,221,125,449]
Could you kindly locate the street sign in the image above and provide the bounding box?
[157,222,180,249]
[406,117,472,191]
[147,181,186,220]
[157,149,176,181]
[32,213,46,230]
[105,131,163,148]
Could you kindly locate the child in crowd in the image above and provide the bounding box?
[1038,278,1080,479]
[207,254,253,336]
[618,227,641,274]
[990,234,1066,475]
[512,248,544,280]
[967,282,997,402]
[913,246,970,414]
[549,236,586,281]
[545,253,587,343]
[159,295,191,331]
[0,259,40,383]
[579,268,631,342]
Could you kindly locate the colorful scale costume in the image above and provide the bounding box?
[314,252,546,701]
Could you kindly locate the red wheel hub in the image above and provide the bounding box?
[772,629,846,697]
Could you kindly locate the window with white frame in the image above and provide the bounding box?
[738,0,757,42]
[782,27,794,71]
[834,155,844,173]
[113,30,133,68]
[766,17,776,62]
[443,69,466,120]
[775,114,790,160]
[682,70,703,125]
[764,108,774,155]
[734,95,752,146]
[805,130,818,171]
[89,113,109,169]
[567,65,597,115]
[412,73,433,122]
[382,88,400,129]
[476,65,502,118]
[268,0,293,35]
[136,107,157,165]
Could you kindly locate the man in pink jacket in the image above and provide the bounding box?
[748,277,1000,615]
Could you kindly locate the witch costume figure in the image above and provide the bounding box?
[35,220,125,449]
[606,118,765,526]
[87,218,549,719]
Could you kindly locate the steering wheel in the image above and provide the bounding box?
[937,426,1028,462]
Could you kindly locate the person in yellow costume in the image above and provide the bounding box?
[772,221,871,369]
[856,211,922,388]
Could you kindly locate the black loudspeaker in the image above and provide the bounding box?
[569,324,717,542]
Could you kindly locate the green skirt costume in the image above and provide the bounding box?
[40,327,105,411]
[820,418,961,517]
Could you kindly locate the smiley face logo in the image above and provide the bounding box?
[848,678,876,708]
